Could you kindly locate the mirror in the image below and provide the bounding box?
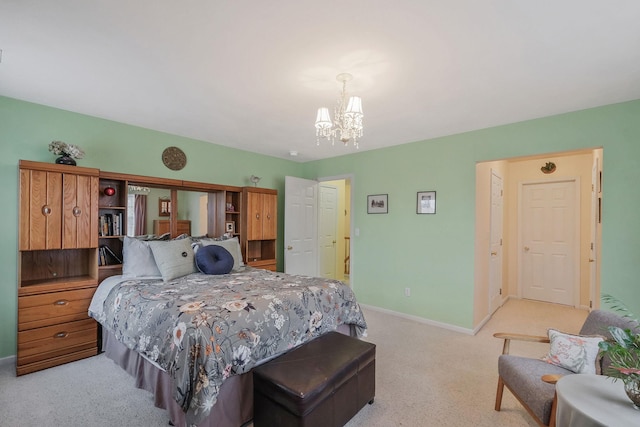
[126,185,211,238]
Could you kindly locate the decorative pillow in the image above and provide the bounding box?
[122,236,162,279]
[198,237,244,270]
[196,245,234,275]
[148,238,197,281]
[542,329,604,374]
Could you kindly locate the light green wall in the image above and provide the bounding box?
[306,99,640,329]
[3,95,640,359]
[0,96,303,359]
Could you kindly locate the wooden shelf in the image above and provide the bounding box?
[18,275,97,296]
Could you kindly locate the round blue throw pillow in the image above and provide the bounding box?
[195,245,234,275]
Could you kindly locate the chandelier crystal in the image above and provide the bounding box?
[315,73,363,148]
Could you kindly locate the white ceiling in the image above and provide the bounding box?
[1,1,640,162]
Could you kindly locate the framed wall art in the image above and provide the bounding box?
[367,194,388,214]
[159,198,171,216]
[417,191,436,214]
[225,221,236,233]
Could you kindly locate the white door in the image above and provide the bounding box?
[284,176,318,276]
[520,179,579,306]
[319,184,338,279]
[489,170,504,314]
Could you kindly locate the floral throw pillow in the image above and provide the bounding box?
[542,329,604,374]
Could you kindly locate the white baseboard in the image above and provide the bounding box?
[360,303,475,335]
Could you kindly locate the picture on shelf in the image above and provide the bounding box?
[367,194,388,214]
[225,221,235,233]
[159,198,171,216]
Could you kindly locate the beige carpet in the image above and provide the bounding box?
[346,298,587,427]
[0,298,587,426]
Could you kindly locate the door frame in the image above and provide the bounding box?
[517,177,581,307]
[488,169,504,314]
[318,173,355,288]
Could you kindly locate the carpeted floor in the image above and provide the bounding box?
[0,298,587,427]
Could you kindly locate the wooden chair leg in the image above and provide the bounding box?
[548,391,558,427]
[495,376,505,411]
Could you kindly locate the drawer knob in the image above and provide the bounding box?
[54,332,68,339]
[54,300,68,306]
[72,206,81,217]
[42,205,52,216]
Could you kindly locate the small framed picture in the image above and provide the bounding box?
[159,199,171,216]
[417,191,436,214]
[367,194,388,214]
[225,221,235,233]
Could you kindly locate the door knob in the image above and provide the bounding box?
[589,258,595,263]
[524,246,530,251]
[491,251,497,256]
[287,246,293,250]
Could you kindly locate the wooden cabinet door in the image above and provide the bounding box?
[20,169,63,250]
[262,193,277,240]
[247,192,264,240]
[63,174,98,249]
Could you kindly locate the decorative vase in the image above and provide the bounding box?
[55,155,76,166]
[624,379,640,410]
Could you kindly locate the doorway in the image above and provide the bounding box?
[474,148,602,326]
[319,178,351,283]
[319,184,338,279]
[284,175,352,283]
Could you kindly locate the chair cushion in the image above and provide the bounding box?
[499,355,572,425]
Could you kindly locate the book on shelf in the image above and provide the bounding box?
[99,212,124,236]
[98,245,123,266]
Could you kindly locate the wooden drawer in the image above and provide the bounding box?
[17,318,97,367]
[18,287,95,331]
[248,259,277,271]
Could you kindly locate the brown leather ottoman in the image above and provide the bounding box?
[253,331,375,427]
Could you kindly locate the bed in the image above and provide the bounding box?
[88,236,367,427]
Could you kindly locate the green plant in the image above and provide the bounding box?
[598,294,640,381]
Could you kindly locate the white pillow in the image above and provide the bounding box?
[148,238,197,281]
[199,237,244,271]
[542,329,604,374]
[122,236,162,279]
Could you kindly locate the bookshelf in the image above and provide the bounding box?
[98,177,127,281]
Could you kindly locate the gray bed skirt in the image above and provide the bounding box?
[103,329,253,427]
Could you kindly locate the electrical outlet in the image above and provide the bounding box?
[404,287,410,297]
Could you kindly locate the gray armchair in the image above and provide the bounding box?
[494,309,638,427]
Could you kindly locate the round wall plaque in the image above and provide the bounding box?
[162,146,187,171]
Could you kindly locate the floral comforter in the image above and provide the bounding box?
[90,267,367,426]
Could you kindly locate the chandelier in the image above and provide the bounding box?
[315,73,363,148]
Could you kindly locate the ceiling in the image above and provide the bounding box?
[1,1,640,162]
